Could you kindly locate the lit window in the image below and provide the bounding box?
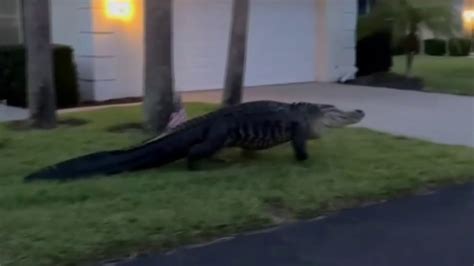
[464,10,474,22]
[105,0,134,21]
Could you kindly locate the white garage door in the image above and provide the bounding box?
[174,0,317,91]
[245,0,317,86]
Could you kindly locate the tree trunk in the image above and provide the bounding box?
[405,52,415,77]
[404,29,419,77]
[143,0,175,134]
[222,0,249,107]
[23,0,57,129]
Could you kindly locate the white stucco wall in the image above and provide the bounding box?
[315,0,357,82]
[51,0,145,101]
[50,0,89,98]
[79,0,145,101]
[50,0,357,102]
[50,0,79,47]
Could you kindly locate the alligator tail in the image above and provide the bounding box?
[23,130,198,182]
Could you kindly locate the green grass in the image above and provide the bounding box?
[392,55,474,96]
[1,103,473,265]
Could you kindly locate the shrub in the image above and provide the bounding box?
[448,38,471,57]
[0,44,79,108]
[0,46,24,102]
[392,40,405,56]
[0,73,5,100]
[0,81,6,101]
[356,16,393,76]
[424,38,446,56]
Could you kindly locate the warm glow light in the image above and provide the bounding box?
[105,0,134,21]
[464,10,474,22]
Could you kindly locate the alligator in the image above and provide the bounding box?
[24,100,365,182]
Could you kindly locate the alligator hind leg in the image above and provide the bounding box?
[187,124,229,171]
[187,141,226,170]
[240,149,258,159]
[208,157,231,164]
[291,123,309,161]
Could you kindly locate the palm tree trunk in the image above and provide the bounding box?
[143,0,175,134]
[23,0,57,129]
[404,29,419,77]
[405,52,414,77]
[222,0,250,107]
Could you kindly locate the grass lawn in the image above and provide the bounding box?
[1,103,473,265]
[392,55,474,96]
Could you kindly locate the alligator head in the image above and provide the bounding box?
[295,102,365,138]
[318,104,365,128]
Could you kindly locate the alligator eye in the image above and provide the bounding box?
[355,110,364,115]
[320,104,334,109]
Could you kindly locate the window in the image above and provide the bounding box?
[358,0,378,15]
[0,0,23,45]
[358,0,368,15]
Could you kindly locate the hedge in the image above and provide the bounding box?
[424,38,446,56]
[0,44,79,108]
[356,16,393,76]
[448,38,471,56]
[391,41,405,56]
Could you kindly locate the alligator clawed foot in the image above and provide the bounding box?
[295,153,309,161]
[209,158,230,164]
[187,161,200,171]
[241,149,258,159]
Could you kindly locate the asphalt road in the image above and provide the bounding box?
[114,182,474,266]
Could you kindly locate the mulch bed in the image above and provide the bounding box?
[344,72,425,91]
[106,122,146,134]
[6,118,89,131]
[72,97,144,109]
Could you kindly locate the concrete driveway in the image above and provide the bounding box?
[183,82,474,147]
[2,83,473,147]
[0,104,28,122]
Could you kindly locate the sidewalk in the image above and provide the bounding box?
[0,104,28,122]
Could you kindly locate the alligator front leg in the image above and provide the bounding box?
[240,149,258,159]
[291,123,309,161]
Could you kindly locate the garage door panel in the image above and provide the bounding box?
[245,0,316,86]
[174,0,232,91]
[174,0,316,91]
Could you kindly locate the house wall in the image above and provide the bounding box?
[463,0,474,36]
[50,0,79,48]
[51,0,145,101]
[77,0,145,101]
[315,0,357,82]
[50,0,358,102]
[0,0,23,45]
[173,0,320,91]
